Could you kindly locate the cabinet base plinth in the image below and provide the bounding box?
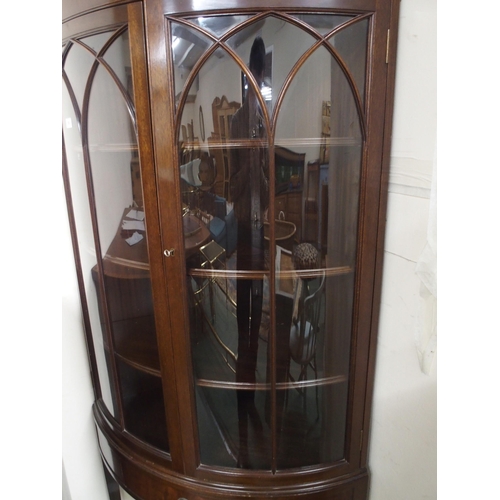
[95,406,369,500]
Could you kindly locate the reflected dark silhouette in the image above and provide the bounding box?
[229,36,269,467]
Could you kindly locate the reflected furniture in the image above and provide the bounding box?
[274,146,305,241]
[208,95,240,200]
[63,1,401,499]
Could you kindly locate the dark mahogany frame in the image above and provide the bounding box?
[62,0,400,498]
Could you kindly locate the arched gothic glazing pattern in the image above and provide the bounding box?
[172,12,370,470]
[62,26,169,453]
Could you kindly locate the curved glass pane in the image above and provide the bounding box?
[179,44,272,468]
[226,15,317,113]
[190,15,252,37]
[290,13,354,36]
[171,22,214,108]
[328,18,369,106]
[86,56,168,451]
[101,30,133,94]
[80,32,110,53]
[274,41,363,467]
[63,80,118,418]
[178,50,243,199]
[176,11,369,471]
[63,42,95,112]
[88,65,137,252]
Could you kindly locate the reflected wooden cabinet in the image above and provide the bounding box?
[62,1,400,499]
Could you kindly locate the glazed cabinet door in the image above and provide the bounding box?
[62,2,178,471]
[147,0,395,483]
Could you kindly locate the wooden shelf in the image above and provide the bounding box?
[113,315,161,376]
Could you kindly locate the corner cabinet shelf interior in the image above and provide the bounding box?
[62,1,399,499]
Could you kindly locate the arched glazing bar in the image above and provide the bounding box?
[62,42,102,404]
[67,26,130,428]
[170,15,272,136]
[171,8,371,471]
[66,24,143,431]
[75,29,138,136]
[269,12,370,139]
[62,129,103,402]
[171,12,368,140]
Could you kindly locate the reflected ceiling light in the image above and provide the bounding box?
[172,36,180,49]
[261,85,272,101]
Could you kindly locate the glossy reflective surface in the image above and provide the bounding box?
[173,13,368,469]
[63,25,169,452]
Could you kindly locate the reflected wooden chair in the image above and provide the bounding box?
[288,271,325,419]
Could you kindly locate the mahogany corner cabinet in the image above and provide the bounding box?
[62,1,400,498]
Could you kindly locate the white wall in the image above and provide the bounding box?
[61,2,438,499]
[367,0,437,499]
[62,189,110,500]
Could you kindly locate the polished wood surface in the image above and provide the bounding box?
[63,0,400,497]
[101,208,210,278]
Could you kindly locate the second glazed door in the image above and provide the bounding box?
[150,9,375,473]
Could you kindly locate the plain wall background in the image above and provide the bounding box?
[367,1,437,498]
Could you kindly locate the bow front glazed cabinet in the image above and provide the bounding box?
[62,0,400,498]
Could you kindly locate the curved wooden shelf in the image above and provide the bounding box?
[112,315,161,376]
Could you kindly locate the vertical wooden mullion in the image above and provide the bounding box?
[127,0,187,468]
[268,141,278,473]
[347,0,395,467]
[143,0,200,475]
[359,0,401,467]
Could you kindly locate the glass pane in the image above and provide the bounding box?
[190,15,252,37]
[178,51,243,200]
[226,15,317,114]
[180,40,272,468]
[274,40,363,467]
[290,13,354,36]
[117,359,168,450]
[86,47,168,450]
[80,32,110,53]
[328,18,369,106]
[176,12,368,470]
[63,42,95,112]
[171,22,214,109]
[63,79,118,418]
[101,30,134,94]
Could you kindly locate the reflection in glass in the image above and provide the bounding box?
[177,49,243,201]
[101,30,134,95]
[290,13,354,36]
[88,64,137,255]
[63,75,118,417]
[272,28,365,467]
[171,22,214,108]
[275,45,335,145]
[226,15,316,113]
[328,18,369,107]
[64,42,96,112]
[190,15,252,37]
[80,32,110,53]
[117,359,169,450]
[231,37,270,469]
[175,10,369,470]
[64,28,169,451]
[181,36,272,469]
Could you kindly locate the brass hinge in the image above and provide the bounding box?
[360,429,364,451]
[386,29,390,64]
